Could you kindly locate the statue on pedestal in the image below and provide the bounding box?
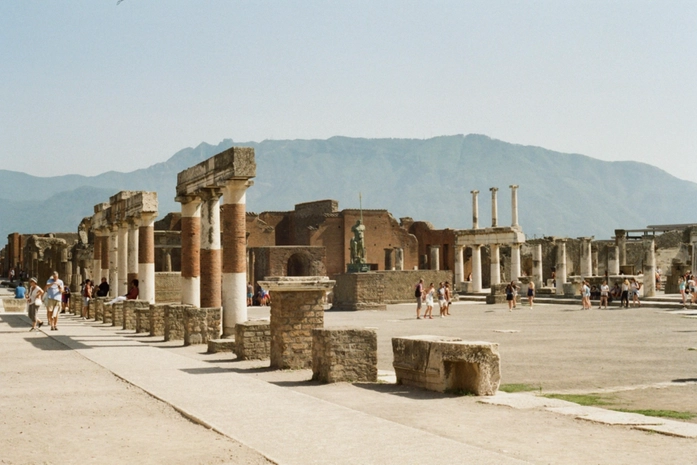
[350,220,366,265]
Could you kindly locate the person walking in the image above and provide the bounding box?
[679,276,687,307]
[444,282,452,316]
[44,271,64,331]
[506,281,515,311]
[437,282,446,317]
[61,284,71,314]
[630,278,641,307]
[423,283,435,319]
[26,278,44,331]
[581,280,591,310]
[599,280,610,309]
[527,280,535,309]
[414,278,424,319]
[247,282,254,306]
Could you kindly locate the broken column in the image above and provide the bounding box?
[509,184,519,228]
[607,245,620,275]
[454,246,464,288]
[471,190,479,229]
[579,237,593,277]
[394,247,404,271]
[532,243,543,288]
[471,245,483,292]
[384,248,394,270]
[510,245,521,281]
[643,237,656,297]
[616,229,627,267]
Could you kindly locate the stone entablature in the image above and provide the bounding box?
[392,336,501,396]
[312,327,377,383]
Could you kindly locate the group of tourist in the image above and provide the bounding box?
[414,279,452,319]
[19,271,65,331]
[679,272,697,307]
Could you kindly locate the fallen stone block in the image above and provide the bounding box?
[312,327,377,383]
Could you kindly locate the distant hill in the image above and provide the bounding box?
[0,135,694,240]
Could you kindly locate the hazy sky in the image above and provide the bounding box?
[1,1,695,180]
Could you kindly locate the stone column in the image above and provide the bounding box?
[690,230,697,272]
[454,246,464,288]
[139,213,156,304]
[429,245,440,271]
[64,253,73,290]
[108,225,119,298]
[579,237,592,277]
[490,244,501,286]
[93,231,102,282]
[221,180,253,336]
[592,250,599,276]
[179,196,201,307]
[394,248,404,271]
[607,245,620,275]
[471,190,480,229]
[643,237,656,298]
[117,223,129,295]
[127,219,139,286]
[384,248,394,270]
[471,245,482,292]
[163,248,172,272]
[199,189,223,309]
[532,243,543,287]
[490,187,498,227]
[509,185,519,228]
[510,244,521,281]
[616,230,627,267]
[100,233,110,293]
[556,241,567,295]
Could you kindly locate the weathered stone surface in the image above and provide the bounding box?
[111,302,124,327]
[176,146,256,198]
[164,304,190,342]
[149,303,167,337]
[3,298,26,313]
[123,300,149,331]
[312,327,377,383]
[392,335,500,396]
[135,307,151,333]
[183,307,221,346]
[234,320,270,360]
[94,297,107,321]
[155,272,181,304]
[207,338,236,354]
[102,301,113,324]
[486,283,510,305]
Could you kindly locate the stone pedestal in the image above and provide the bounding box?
[164,304,190,342]
[123,300,149,331]
[102,302,113,324]
[135,307,150,333]
[259,277,335,370]
[312,327,377,383]
[3,299,26,313]
[111,302,124,327]
[235,320,271,360]
[183,307,221,346]
[331,273,386,311]
[94,297,106,321]
[149,303,167,337]
[392,335,500,396]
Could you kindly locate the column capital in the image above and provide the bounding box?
[175,194,202,205]
[470,189,479,195]
[509,184,519,190]
[489,187,498,193]
[197,187,224,202]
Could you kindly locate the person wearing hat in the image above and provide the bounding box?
[44,271,64,331]
[26,277,44,331]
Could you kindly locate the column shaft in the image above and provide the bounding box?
[139,214,156,304]
[532,244,543,288]
[180,199,202,307]
[429,246,440,271]
[490,244,501,286]
[108,228,119,298]
[471,190,479,229]
[454,246,464,288]
[643,238,656,298]
[117,224,129,295]
[200,191,222,308]
[556,242,567,295]
[100,234,110,293]
[127,221,139,286]
[471,245,482,292]
[511,245,521,281]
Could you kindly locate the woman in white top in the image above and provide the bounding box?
[599,281,610,309]
[424,283,435,319]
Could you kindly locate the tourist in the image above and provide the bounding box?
[688,275,696,307]
[581,280,591,310]
[414,278,424,319]
[14,281,26,299]
[61,283,71,314]
[610,282,621,303]
[630,278,641,307]
[444,281,452,316]
[96,277,110,297]
[679,276,687,307]
[620,279,630,308]
[26,278,44,331]
[599,280,610,309]
[527,280,535,309]
[106,279,139,305]
[9,268,15,282]
[505,281,515,311]
[44,271,64,331]
[512,281,519,308]
[247,282,254,306]
[82,279,93,318]
[423,283,435,319]
[437,282,446,317]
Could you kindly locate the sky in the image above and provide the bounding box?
[1,1,695,180]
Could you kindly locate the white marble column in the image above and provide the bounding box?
[100,232,110,294]
[556,241,567,295]
[490,244,501,286]
[127,219,139,286]
[471,245,482,292]
[511,244,521,281]
[429,245,440,271]
[532,243,543,288]
[222,180,253,336]
[510,184,519,228]
[454,246,464,288]
[607,245,620,275]
[643,237,656,298]
[579,237,592,277]
[490,187,498,227]
[394,248,404,271]
[139,213,156,304]
[179,196,202,307]
[471,190,479,229]
[117,223,129,295]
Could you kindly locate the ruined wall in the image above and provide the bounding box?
[155,272,181,303]
[250,247,326,284]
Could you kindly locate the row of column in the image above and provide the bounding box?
[471,185,519,230]
[453,244,522,292]
[92,215,156,302]
[178,180,251,337]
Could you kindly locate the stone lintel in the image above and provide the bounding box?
[259,276,335,292]
[125,191,158,218]
[455,228,525,246]
[176,147,256,197]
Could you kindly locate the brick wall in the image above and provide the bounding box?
[270,289,324,369]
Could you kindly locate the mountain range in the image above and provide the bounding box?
[1,134,693,241]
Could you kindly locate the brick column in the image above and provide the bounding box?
[222,180,252,336]
[490,244,501,285]
[139,213,156,304]
[117,222,129,295]
[127,219,139,286]
[178,196,201,307]
[199,188,223,308]
[471,245,482,292]
[100,232,110,293]
[108,225,119,298]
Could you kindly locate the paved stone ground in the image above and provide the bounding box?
[3,292,697,464]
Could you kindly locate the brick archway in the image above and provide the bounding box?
[287,253,312,277]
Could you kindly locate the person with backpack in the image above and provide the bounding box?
[414,278,424,319]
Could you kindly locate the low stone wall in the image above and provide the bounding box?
[111,302,124,327]
[94,298,106,321]
[312,327,377,383]
[3,298,26,313]
[234,320,270,360]
[208,339,235,354]
[392,335,500,396]
[183,307,221,346]
[88,298,98,319]
[164,304,189,342]
[123,300,149,331]
[155,272,181,304]
[149,303,167,337]
[331,270,454,310]
[135,307,150,333]
[102,301,113,324]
